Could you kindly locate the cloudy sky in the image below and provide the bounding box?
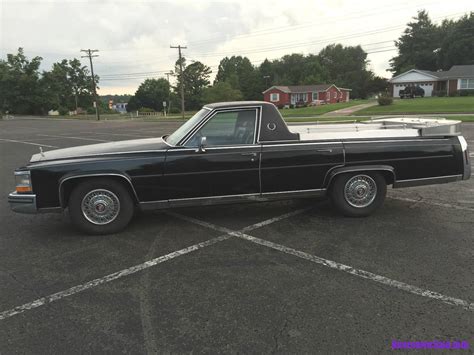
[1,0,472,94]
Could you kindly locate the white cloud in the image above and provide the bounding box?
[1,0,472,94]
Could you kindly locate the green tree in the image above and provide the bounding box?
[389,10,440,74]
[132,78,171,111]
[318,44,373,98]
[214,56,260,100]
[40,59,95,113]
[175,59,212,110]
[0,48,43,114]
[202,82,243,103]
[436,13,474,70]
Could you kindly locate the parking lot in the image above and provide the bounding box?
[1,117,473,353]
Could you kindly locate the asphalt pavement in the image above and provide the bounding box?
[0,117,473,353]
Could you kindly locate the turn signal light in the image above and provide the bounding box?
[14,171,32,194]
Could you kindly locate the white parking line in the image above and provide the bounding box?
[0,208,308,321]
[237,233,474,311]
[170,213,474,311]
[37,134,110,142]
[388,196,474,212]
[0,235,230,321]
[0,138,58,148]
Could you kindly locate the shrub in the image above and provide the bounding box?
[459,89,474,96]
[169,107,180,114]
[448,90,458,97]
[57,106,69,115]
[377,95,393,106]
[437,90,447,97]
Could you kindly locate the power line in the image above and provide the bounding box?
[80,49,100,121]
[170,45,187,119]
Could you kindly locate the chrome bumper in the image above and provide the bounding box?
[8,192,37,214]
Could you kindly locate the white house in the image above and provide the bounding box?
[389,65,474,97]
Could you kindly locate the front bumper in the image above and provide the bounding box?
[8,192,37,214]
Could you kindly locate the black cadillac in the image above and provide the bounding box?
[8,101,471,234]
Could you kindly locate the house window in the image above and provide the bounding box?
[460,79,474,89]
[270,93,279,102]
[294,93,307,102]
[312,92,318,100]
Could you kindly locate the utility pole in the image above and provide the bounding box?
[170,45,187,119]
[263,75,270,88]
[165,71,174,115]
[81,49,100,121]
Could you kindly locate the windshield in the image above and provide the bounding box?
[165,108,210,146]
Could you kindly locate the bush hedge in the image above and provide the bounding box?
[377,95,393,106]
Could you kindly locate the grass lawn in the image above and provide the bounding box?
[355,97,474,115]
[280,99,369,117]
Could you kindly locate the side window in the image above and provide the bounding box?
[185,109,257,147]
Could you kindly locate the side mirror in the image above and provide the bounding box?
[196,136,207,153]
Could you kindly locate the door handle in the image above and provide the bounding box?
[241,152,257,157]
[316,149,333,153]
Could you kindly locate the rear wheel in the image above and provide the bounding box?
[330,172,386,217]
[68,179,135,235]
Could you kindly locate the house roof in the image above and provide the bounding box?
[263,84,351,94]
[390,65,474,82]
[436,65,474,79]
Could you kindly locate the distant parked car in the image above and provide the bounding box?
[399,86,425,99]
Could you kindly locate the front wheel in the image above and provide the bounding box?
[330,172,386,217]
[68,179,135,235]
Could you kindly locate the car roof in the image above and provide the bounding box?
[204,101,273,109]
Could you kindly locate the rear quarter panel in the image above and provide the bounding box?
[343,137,463,181]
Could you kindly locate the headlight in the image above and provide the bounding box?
[15,171,32,193]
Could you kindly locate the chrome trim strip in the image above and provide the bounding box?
[35,150,168,162]
[161,136,173,147]
[58,173,140,207]
[169,145,259,152]
[139,188,327,210]
[458,136,468,152]
[343,139,451,144]
[261,188,326,199]
[458,136,471,180]
[169,192,259,202]
[262,142,342,147]
[14,170,31,176]
[393,174,462,188]
[325,166,396,187]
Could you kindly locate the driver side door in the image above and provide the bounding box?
[163,108,261,206]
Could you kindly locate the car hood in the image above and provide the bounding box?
[30,137,169,163]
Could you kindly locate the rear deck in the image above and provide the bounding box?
[290,118,461,140]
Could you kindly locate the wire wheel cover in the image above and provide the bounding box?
[344,175,377,208]
[81,189,121,225]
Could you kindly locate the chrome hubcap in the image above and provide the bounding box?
[344,175,377,208]
[81,189,120,225]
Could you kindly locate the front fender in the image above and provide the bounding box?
[58,172,139,208]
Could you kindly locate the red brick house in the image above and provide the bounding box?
[389,65,474,97]
[262,84,351,107]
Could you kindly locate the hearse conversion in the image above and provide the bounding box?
[9,101,471,234]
